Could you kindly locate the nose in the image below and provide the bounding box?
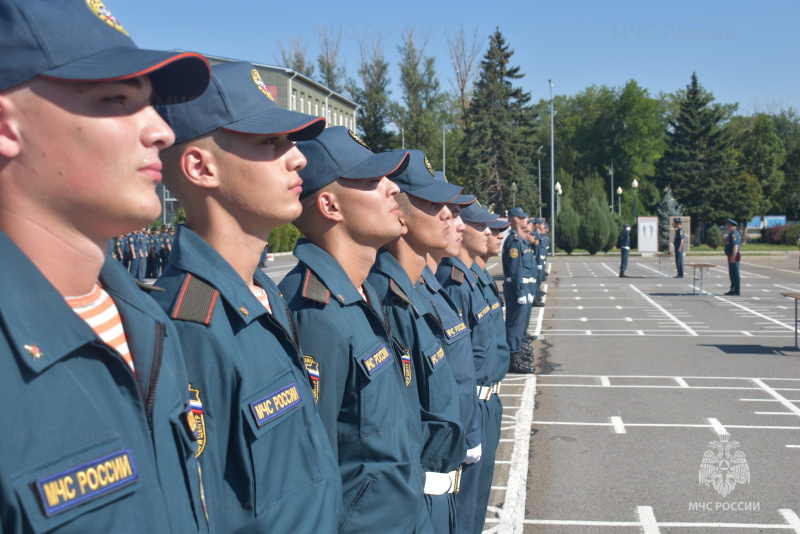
[286,142,307,172]
[384,177,400,196]
[142,105,175,149]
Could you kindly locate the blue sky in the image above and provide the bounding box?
[115,0,797,115]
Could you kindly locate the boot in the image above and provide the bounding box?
[509,352,535,374]
[531,298,545,307]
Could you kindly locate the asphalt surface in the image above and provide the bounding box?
[260,251,800,533]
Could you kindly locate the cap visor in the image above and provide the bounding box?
[342,150,409,180]
[488,218,510,229]
[43,48,210,101]
[222,109,326,141]
[405,180,462,203]
[451,195,476,206]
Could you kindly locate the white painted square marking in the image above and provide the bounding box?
[611,416,626,434]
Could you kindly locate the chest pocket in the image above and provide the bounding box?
[13,437,142,533]
[355,341,407,437]
[241,368,323,516]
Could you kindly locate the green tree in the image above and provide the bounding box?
[656,73,737,234]
[655,187,681,251]
[347,38,394,152]
[736,114,786,214]
[461,29,537,213]
[316,26,346,93]
[579,197,610,255]
[275,36,314,77]
[706,225,722,249]
[556,197,581,254]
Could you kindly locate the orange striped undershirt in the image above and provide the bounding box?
[250,283,272,314]
[66,283,134,373]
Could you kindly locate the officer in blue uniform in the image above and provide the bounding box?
[153,62,342,533]
[368,152,465,533]
[127,231,139,276]
[619,224,631,277]
[279,127,431,534]
[161,228,173,272]
[436,201,498,534]
[724,219,741,295]
[673,218,685,278]
[0,1,212,531]
[502,208,534,372]
[135,228,148,282]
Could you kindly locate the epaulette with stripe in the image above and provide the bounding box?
[389,279,416,312]
[170,274,219,325]
[301,269,330,304]
[450,266,465,284]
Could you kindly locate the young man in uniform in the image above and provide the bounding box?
[435,201,498,534]
[279,127,431,533]
[502,208,534,373]
[152,61,342,533]
[367,152,465,533]
[724,219,741,296]
[619,224,631,277]
[0,0,212,532]
[673,218,685,278]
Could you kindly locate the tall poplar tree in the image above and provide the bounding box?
[461,29,537,213]
[347,38,393,152]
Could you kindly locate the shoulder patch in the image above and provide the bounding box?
[389,279,414,309]
[450,266,465,284]
[301,269,330,304]
[171,274,219,325]
[510,247,519,258]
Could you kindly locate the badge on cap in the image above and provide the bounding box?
[424,156,435,177]
[348,129,371,150]
[251,69,275,102]
[86,0,129,36]
[24,344,43,360]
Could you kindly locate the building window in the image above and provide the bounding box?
[308,98,312,115]
[315,99,319,116]
[291,89,297,111]
[300,93,304,113]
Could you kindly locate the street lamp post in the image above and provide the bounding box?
[537,146,544,217]
[549,80,555,257]
[555,181,562,215]
[616,186,622,217]
[608,161,614,212]
[632,179,639,223]
[510,182,517,208]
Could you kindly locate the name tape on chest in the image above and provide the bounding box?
[476,304,491,322]
[361,345,393,376]
[35,449,138,517]
[250,383,303,428]
[427,346,446,368]
[445,320,468,340]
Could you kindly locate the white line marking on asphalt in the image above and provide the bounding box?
[495,375,535,534]
[779,509,800,532]
[743,331,754,336]
[626,317,632,321]
[716,297,795,331]
[786,445,800,449]
[631,285,698,335]
[586,330,592,335]
[752,379,800,416]
[755,412,797,415]
[600,376,611,387]
[675,377,690,387]
[531,421,800,431]
[638,330,645,335]
[533,306,544,337]
[611,416,626,434]
[777,284,800,292]
[542,374,800,380]
[708,418,728,435]
[638,506,661,534]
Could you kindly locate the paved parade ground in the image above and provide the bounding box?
[261,251,800,533]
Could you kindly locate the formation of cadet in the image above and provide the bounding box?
[0,1,524,532]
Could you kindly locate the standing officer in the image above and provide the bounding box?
[724,219,741,295]
[367,152,465,533]
[153,62,342,533]
[673,218,685,278]
[279,128,431,534]
[503,208,533,371]
[0,0,212,531]
[435,201,498,534]
[619,224,631,277]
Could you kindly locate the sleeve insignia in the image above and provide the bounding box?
[304,355,320,403]
[187,384,206,457]
[510,248,519,258]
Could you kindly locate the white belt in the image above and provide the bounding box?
[622,246,630,249]
[522,277,536,283]
[491,381,501,395]
[477,385,493,401]
[424,468,462,495]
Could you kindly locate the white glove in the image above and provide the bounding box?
[464,444,482,464]
[537,264,543,270]
[516,296,527,305]
[540,255,546,260]
[527,293,535,304]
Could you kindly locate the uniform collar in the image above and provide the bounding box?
[372,249,420,313]
[167,225,285,325]
[0,231,159,375]
[293,238,368,306]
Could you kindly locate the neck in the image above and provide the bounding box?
[313,227,378,287]
[0,206,106,296]
[384,238,427,284]
[457,245,474,268]
[474,256,487,269]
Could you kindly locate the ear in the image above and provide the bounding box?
[0,94,22,159]
[316,190,344,223]
[180,144,220,189]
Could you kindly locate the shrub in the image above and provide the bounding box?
[268,223,303,253]
[579,198,609,255]
[556,198,581,254]
[706,225,722,250]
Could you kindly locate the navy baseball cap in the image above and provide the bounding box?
[461,201,497,224]
[157,62,325,144]
[674,218,682,223]
[297,126,409,200]
[388,151,462,203]
[508,207,529,219]
[434,172,476,205]
[488,217,510,230]
[0,0,210,99]
[727,219,738,226]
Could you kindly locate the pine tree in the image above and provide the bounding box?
[579,197,610,255]
[347,39,394,152]
[556,197,581,254]
[461,29,537,213]
[656,73,736,234]
[656,187,682,251]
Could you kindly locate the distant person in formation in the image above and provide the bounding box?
[673,218,685,278]
[619,224,631,277]
[724,219,741,296]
